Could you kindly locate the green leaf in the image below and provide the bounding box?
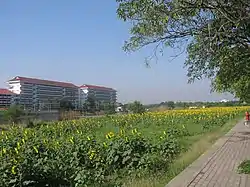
[114,155,119,163]
[122,156,131,164]
[122,149,132,156]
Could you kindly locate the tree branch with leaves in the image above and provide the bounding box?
[116,0,250,101]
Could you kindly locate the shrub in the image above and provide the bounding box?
[3,105,24,124]
[238,160,250,174]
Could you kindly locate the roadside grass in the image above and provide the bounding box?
[238,160,250,174]
[122,116,242,187]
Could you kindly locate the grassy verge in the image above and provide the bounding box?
[123,116,242,187]
[238,160,250,174]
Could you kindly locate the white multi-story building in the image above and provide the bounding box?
[79,84,117,105]
[6,76,117,111]
[7,76,78,111]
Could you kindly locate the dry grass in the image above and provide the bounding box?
[122,117,242,187]
[59,110,81,121]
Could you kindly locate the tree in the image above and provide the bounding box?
[85,96,96,113]
[81,103,88,115]
[60,100,74,111]
[116,0,250,101]
[186,30,250,102]
[122,103,129,113]
[166,101,175,109]
[4,105,24,124]
[103,102,116,115]
[127,101,145,114]
[98,101,105,111]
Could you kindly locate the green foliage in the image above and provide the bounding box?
[60,100,75,111]
[127,101,145,114]
[166,101,175,109]
[116,0,250,101]
[238,160,250,174]
[0,107,247,186]
[146,100,245,110]
[0,128,180,186]
[103,103,116,115]
[85,96,96,113]
[81,102,88,114]
[186,34,250,102]
[3,105,24,124]
[117,0,249,52]
[0,111,5,123]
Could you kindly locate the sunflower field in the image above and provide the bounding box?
[0,107,247,186]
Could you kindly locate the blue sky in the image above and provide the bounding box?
[0,0,233,104]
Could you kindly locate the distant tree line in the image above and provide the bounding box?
[125,101,145,114]
[59,96,117,115]
[145,100,245,110]
[1,98,245,125]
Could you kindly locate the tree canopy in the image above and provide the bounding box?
[128,101,145,114]
[116,0,250,101]
[60,100,75,111]
[166,101,175,109]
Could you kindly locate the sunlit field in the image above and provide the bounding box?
[0,106,247,187]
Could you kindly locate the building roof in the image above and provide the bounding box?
[80,84,116,91]
[0,88,14,95]
[8,76,77,88]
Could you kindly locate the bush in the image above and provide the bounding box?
[238,160,250,174]
[3,105,24,124]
